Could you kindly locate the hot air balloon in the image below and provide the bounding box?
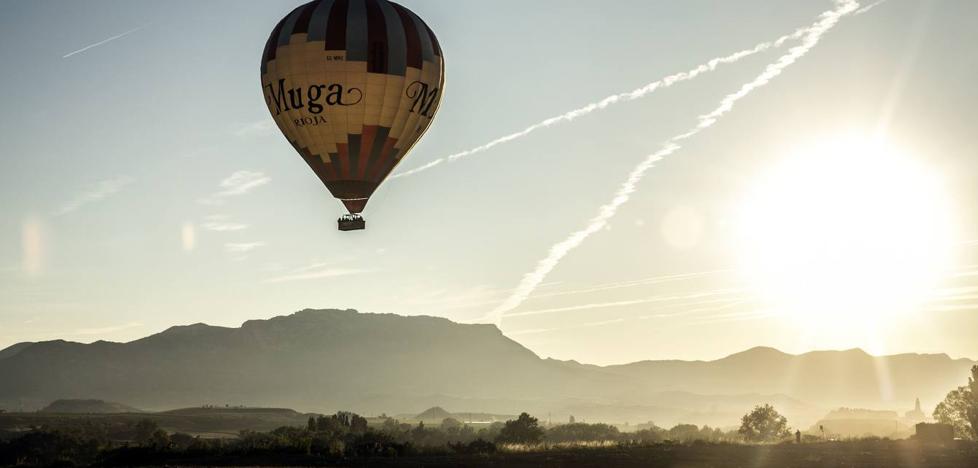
[260,0,444,231]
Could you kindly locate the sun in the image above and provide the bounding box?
[735,135,956,332]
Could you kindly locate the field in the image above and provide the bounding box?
[443,441,978,468]
[88,440,978,467]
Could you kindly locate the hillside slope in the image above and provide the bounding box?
[0,309,972,427]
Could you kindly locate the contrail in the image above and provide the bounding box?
[392,28,815,178]
[391,1,891,180]
[63,26,144,58]
[856,0,888,14]
[485,0,863,326]
[394,1,890,180]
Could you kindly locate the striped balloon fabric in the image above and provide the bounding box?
[261,0,444,215]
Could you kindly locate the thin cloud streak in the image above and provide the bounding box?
[199,170,270,206]
[442,270,733,318]
[63,26,145,58]
[55,176,134,216]
[485,0,862,325]
[676,310,777,327]
[527,269,731,301]
[202,215,248,232]
[931,294,978,304]
[439,271,728,316]
[504,268,976,337]
[398,285,512,310]
[926,303,978,313]
[507,300,752,336]
[234,119,277,138]
[70,322,143,336]
[225,242,266,254]
[264,267,372,283]
[203,223,248,232]
[949,269,978,279]
[216,171,270,196]
[225,242,266,261]
[639,299,750,320]
[933,285,978,297]
[505,289,743,319]
[532,262,975,305]
[507,318,627,337]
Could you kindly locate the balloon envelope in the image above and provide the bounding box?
[261,0,444,214]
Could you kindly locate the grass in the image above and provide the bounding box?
[365,440,978,467]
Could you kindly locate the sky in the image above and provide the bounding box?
[2,0,977,365]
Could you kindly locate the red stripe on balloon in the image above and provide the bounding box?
[336,142,351,179]
[368,138,400,183]
[357,125,378,179]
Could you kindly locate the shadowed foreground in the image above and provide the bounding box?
[97,440,978,467]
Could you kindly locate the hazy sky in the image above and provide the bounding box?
[2,0,977,365]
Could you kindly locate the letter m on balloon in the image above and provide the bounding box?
[407,81,439,118]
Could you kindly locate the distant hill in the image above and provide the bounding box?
[603,346,975,410]
[415,406,453,421]
[41,399,142,414]
[407,406,513,424]
[0,309,973,427]
[161,407,302,417]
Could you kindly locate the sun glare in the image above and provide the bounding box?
[735,136,956,333]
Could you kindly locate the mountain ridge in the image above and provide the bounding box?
[1,309,973,427]
[4,317,971,366]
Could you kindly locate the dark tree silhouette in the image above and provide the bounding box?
[934,387,973,439]
[969,366,978,438]
[935,365,978,439]
[738,404,790,442]
[440,417,463,431]
[169,432,196,451]
[545,422,619,443]
[496,412,544,445]
[132,419,163,447]
[667,424,702,442]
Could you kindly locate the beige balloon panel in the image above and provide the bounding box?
[262,33,444,178]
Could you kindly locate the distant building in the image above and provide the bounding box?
[915,423,953,443]
[904,398,926,423]
[812,408,909,439]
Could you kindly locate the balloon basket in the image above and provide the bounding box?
[338,214,365,231]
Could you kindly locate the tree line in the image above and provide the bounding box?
[0,409,785,466]
[1,365,974,466]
